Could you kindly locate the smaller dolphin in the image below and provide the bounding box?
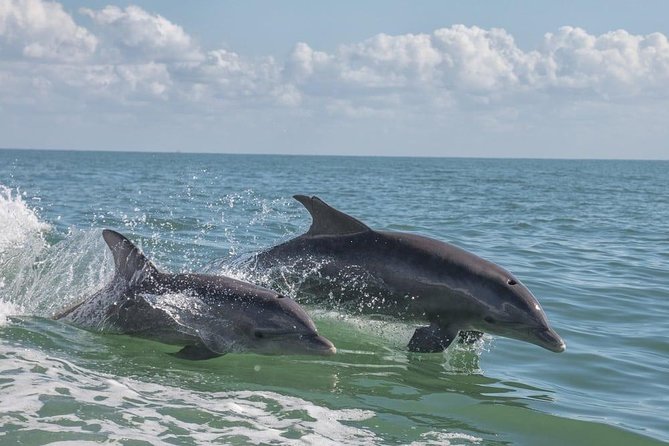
[55,229,336,360]
[252,195,565,354]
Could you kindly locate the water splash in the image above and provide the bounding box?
[215,256,488,374]
[214,190,296,257]
[1,185,51,318]
[0,300,20,326]
[1,228,113,318]
[0,184,113,318]
[0,185,50,251]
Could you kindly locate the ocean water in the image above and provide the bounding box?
[0,148,667,445]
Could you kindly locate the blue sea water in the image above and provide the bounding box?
[0,148,668,445]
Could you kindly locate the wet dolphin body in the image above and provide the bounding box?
[55,229,336,360]
[252,196,565,354]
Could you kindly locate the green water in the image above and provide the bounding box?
[1,149,668,445]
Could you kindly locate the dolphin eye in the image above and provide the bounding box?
[484,316,496,324]
[254,330,265,339]
[507,279,517,286]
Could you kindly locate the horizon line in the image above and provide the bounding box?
[1,146,667,162]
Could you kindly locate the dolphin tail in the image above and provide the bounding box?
[102,229,159,286]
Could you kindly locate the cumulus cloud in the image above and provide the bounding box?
[285,24,669,109]
[541,26,669,97]
[181,49,282,103]
[0,1,286,109]
[0,0,97,61]
[3,0,669,111]
[80,5,202,62]
[1,0,669,154]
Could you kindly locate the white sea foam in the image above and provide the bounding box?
[409,431,482,445]
[0,349,380,445]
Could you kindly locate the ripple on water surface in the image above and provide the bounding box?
[1,152,668,445]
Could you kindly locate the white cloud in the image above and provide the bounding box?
[340,33,441,90]
[284,42,331,83]
[80,5,201,63]
[0,0,96,61]
[285,25,669,107]
[431,26,528,91]
[285,27,527,96]
[1,0,669,156]
[542,26,669,97]
[187,49,281,101]
[0,2,284,109]
[3,1,668,112]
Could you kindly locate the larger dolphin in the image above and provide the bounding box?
[55,229,336,360]
[251,195,565,354]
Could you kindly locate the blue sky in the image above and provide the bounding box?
[1,0,668,159]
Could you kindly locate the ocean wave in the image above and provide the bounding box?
[0,349,382,445]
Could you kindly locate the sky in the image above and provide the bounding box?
[1,0,668,159]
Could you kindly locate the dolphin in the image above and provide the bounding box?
[250,195,565,354]
[55,229,336,360]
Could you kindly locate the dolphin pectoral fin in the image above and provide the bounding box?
[457,330,484,344]
[171,344,223,361]
[407,324,457,353]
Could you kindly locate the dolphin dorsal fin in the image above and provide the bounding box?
[102,229,158,285]
[293,195,370,236]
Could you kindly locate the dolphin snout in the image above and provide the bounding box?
[303,334,337,356]
[534,327,566,353]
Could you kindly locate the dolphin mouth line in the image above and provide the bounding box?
[548,340,566,353]
[533,328,566,353]
[318,345,337,355]
[270,333,337,356]
[304,334,337,356]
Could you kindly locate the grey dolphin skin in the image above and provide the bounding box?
[55,229,336,360]
[252,195,565,354]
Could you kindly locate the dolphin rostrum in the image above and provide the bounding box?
[251,195,565,354]
[55,229,336,360]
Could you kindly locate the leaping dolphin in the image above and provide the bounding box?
[55,229,336,360]
[250,195,565,354]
